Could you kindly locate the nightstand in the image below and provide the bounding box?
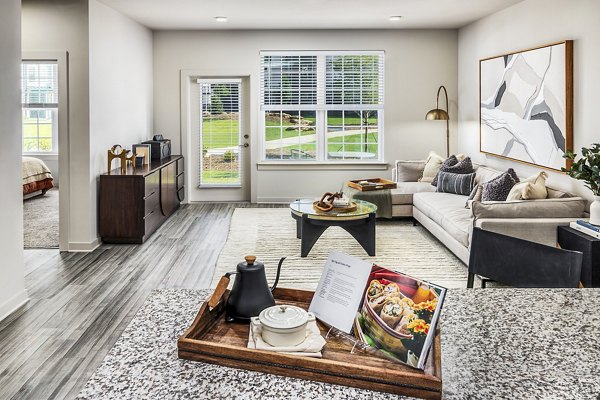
[557,226,600,287]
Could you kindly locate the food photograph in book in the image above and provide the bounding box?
[353,265,446,369]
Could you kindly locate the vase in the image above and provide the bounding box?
[591,196,600,226]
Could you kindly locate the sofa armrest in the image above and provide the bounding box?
[392,160,426,182]
[471,217,577,248]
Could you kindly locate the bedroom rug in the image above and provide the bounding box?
[23,188,59,248]
[212,208,470,290]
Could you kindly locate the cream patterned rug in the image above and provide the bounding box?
[212,208,469,290]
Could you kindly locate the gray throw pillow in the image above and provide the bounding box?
[481,171,517,201]
[436,171,476,196]
[506,168,520,184]
[432,156,474,186]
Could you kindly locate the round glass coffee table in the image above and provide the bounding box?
[289,198,377,257]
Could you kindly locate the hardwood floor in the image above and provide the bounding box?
[0,203,285,400]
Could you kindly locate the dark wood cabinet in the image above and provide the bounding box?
[99,155,185,244]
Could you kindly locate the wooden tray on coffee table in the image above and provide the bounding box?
[177,288,442,399]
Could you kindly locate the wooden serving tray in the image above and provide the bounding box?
[348,178,397,191]
[177,288,442,399]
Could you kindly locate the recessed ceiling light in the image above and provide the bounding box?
[214,16,228,23]
[389,16,402,21]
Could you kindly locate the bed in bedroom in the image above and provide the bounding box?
[23,156,54,196]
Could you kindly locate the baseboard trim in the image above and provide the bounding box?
[0,290,29,323]
[68,237,101,252]
[256,197,297,203]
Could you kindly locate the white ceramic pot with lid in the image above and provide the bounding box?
[258,305,315,347]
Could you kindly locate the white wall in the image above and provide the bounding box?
[22,0,93,248]
[22,0,154,249]
[154,30,458,202]
[0,0,28,321]
[89,0,153,205]
[458,0,599,200]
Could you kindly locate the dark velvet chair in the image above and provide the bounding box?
[467,228,583,288]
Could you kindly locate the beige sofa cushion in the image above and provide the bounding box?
[394,160,426,182]
[419,152,445,183]
[391,182,436,205]
[474,165,504,184]
[506,171,548,201]
[470,197,586,220]
[413,192,471,246]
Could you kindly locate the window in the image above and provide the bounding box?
[21,62,58,153]
[199,80,242,186]
[260,51,384,162]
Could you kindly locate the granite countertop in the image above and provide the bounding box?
[77,289,600,399]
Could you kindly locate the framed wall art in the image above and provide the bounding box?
[479,40,573,171]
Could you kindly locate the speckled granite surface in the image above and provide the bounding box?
[441,288,600,399]
[77,289,600,399]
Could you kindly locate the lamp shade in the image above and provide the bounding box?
[425,108,449,120]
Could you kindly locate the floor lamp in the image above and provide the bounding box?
[425,85,450,157]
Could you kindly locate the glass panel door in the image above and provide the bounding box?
[199,80,241,186]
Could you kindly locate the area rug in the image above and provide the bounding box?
[23,188,59,248]
[212,208,469,290]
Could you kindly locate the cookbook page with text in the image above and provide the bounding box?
[308,251,372,333]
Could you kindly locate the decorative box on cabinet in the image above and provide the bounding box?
[99,155,185,244]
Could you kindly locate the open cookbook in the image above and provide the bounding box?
[308,251,446,370]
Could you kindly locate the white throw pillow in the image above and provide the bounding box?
[419,151,445,183]
[506,171,548,201]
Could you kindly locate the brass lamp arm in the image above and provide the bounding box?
[436,85,449,116]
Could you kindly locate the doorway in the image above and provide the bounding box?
[21,51,69,252]
[185,76,251,202]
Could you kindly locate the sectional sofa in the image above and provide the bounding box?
[391,160,587,264]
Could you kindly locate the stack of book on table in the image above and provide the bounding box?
[570,220,600,239]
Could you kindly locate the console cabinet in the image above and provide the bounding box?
[99,155,184,243]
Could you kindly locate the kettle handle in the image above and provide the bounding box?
[270,257,286,292]
[208,272,236,309]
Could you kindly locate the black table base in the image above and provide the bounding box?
[291,211,376,257]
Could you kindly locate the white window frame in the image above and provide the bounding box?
[21,61,59,155]
[259,50,385,164]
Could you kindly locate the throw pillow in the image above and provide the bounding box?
[432,156,474,187]
[436,171,476,196]
[465,184,483,208]
[507,168,520,184]
[481,171,517,201]
[419,151,445,183]
[506,171,548,201]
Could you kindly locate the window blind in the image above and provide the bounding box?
[21,62,58,108]
[260,54,317,108]
[260,51,384,111]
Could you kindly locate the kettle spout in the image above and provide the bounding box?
[270,257,286,292]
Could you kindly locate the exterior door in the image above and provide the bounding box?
[194,78,250,201]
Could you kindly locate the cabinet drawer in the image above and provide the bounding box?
[144,191,160,216]
[144,208,162,236]
[144,171,159,198]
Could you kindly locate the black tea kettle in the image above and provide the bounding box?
[209,255,286,323]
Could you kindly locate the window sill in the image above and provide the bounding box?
[22,153,58,160]
[257,161,389,171]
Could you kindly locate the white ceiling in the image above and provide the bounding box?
[98,0,524,30]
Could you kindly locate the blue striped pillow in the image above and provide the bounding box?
[436,171,476,196]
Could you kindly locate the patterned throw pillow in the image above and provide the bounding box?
[481,171,517,201]
[436,171,476,196]
[431,156,474,186]
[506,168,520,184]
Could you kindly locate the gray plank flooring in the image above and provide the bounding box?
[0,202,285,400]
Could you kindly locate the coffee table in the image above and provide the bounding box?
[289,198,377,257]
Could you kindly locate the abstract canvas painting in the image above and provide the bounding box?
[480,41,572,170]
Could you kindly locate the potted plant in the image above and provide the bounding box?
[563,143,600,225]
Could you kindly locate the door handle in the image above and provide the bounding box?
[240,143,249,148]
